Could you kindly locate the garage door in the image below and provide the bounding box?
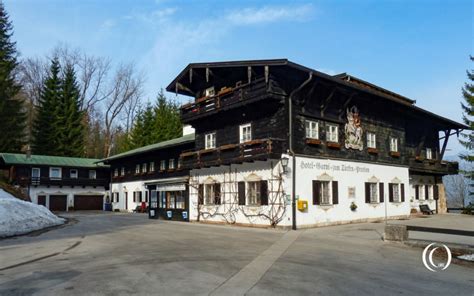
[74,195,103,210]
[49,195,67,211]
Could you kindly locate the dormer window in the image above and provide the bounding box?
[205,86,215,97]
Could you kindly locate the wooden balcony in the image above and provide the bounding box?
[180,138,285,169]
[180,77,285,123]
[18,177,109,188]
[408,158,458,175]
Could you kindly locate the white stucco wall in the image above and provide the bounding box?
[110,180,147,211]
[29,186,107,210]
[408,174,437,212]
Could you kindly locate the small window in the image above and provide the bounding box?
[205,132,216,149]
[419,185,425,200]
[32,167,40,179]
[113,192,119,203]
[390,137,398,152]
[177,158,182,169]
[247,181,261,206]
[142,163,147,173]
[204,184,216,205]
[389,183,400,202]
[369,183,378,203]
[426,148,433,160]
[426,185,433,200]
[239,123,252,143]
[49,167,62,179]
[320,181,331,204]
[89,170,96,180]
[305,120,319,139]
[367,132,376,149]
[160,160,166,171]
[205,86,215,97]
[169,159,175,170]
[149,162,155,172]
[113,168,118,177]
[121,167,125,176]
[326,124,338,142]
[135,164,140,174]
[70,169,78,179]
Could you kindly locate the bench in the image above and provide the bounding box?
[419,204,435,215]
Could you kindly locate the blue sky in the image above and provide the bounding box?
[5,0,473,156]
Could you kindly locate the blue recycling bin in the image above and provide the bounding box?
[104,203,112,211]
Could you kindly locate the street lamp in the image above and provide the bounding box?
[281,156,289,173]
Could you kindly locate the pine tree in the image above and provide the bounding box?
[460,56,474,198]
[0,2,25,152]
[32,58,62,155]
[59,64,85,157]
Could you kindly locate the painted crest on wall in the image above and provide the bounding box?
[344,106,363,151]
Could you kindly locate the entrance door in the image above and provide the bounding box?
[37,195,46,207]
[49,195,67,211]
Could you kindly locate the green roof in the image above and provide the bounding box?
[102,133,195,162]
[0,153,108,168]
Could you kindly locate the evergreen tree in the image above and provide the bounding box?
[59,64,85,157]
[0,2,25,152]
[32,58,62,155]
[460,56,474,197]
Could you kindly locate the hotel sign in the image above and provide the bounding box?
[300,160,370,173]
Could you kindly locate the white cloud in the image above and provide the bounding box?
[124,7,177,24]
[225,4,314,25]
[101,19,116,29]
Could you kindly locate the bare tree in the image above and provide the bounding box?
[444,174,468,208]
[103,63,144,157]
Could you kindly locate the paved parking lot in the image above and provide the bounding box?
[0,212,472,295]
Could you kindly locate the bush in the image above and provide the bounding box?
[461,204,473,215]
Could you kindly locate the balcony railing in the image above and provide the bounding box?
[408,158,459,175]
[180,138,285,169]
[180,77,284,123]
[19,177,109,187]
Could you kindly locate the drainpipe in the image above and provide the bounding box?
[289,72,313,231]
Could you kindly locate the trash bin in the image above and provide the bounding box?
[104,203,112,211]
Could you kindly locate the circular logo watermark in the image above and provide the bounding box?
[422,243,452,272]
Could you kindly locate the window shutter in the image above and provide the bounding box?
[260,180,268,205]
[238,181,246,205]
[198,184,204,205]
[332,181,338,205]
[133,192,136,202]
[365,183,370,203]
[379,183,384,203]
[145,191,149,203]
[433,184,439,200]
[139,192,143,202]
[388,184,394,202]
[312,180,321,205]
[415,185,419,200]
[215,183,221,205]
[401,183,405,202]
[425,185,429,200]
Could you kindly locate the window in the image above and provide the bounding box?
[70,169,78,179]
[419,185,425,200]
[204,184,215,205]
[312,180,339,205]
[390,137,398,152]
[135,164,140,174]
[175,192,185,209]
[142,163,147,173]
[205,86,215,97]
[367,132,376,149]
[31,168,40,179]
[247,181,261,206]
[133,191,142,203]
[169,159,175,170]
[160,160,166,171]
[113,192,119,203]
[168,192,175,209]
[320,181,331,204]
[50,167,62,179]
[121,167,125,176]
[369,183,378,203]
[326,124,338,142]
[389,183,400,202]
[239,123,252,143]
[177,158,182,169]
[205,132,216,149]
[426,148,433,160]
[114,168,118,177]
[305,120,319,139]
[426,185,433,200]
[89,170,96,179]
[149,162,155,172]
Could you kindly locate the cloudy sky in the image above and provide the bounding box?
[5,0,473,156]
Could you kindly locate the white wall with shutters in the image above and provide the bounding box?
[290,155,411,227]
[29,185,107,211]
[408,174,437,211]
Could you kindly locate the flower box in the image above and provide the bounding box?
[390,151,400,157]
[327,142,341,149]
[306,138,322,145]
[367,148,379,154]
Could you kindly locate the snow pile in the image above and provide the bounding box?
[0,189,65,238]
[457,254,474,262]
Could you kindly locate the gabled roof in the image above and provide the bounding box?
[101,133,195,163]
[0,153,107,168]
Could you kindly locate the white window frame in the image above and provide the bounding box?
[135,164,140,174]
[426,148,433,160]
[367,132,376,149]
[121,167,125,176]
[113,168,118,177]
[239,123,252,143]
[149,162,155,172]
[320,180,332,205]
[142,163,147,173]
[49,167,62,179]
[89,170,97,180]
[169,159,175,170]
[246,181,261,206]
[327,124,338,142]
[31,167,41,179]
[390,137,398,152]
[204,184,216,205]
[369,182,378,203]
[426,185,433,200]
[391,183,400,202]
[70,169,78,179]
[205,132,216,149]
[305,120,319,139]
[419,185,425,200]
[160,160,166,171]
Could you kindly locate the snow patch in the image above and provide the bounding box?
[457,254,474,262]
[0,189,65,238]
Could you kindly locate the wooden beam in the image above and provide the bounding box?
[320,88,336,117]
[189,68,193,84]
[248,66,252,84]
[416,135,426,157]
[176,82,196,96]
[439,129,450,161]
[264,65,269,84]
[338,93,356,120]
